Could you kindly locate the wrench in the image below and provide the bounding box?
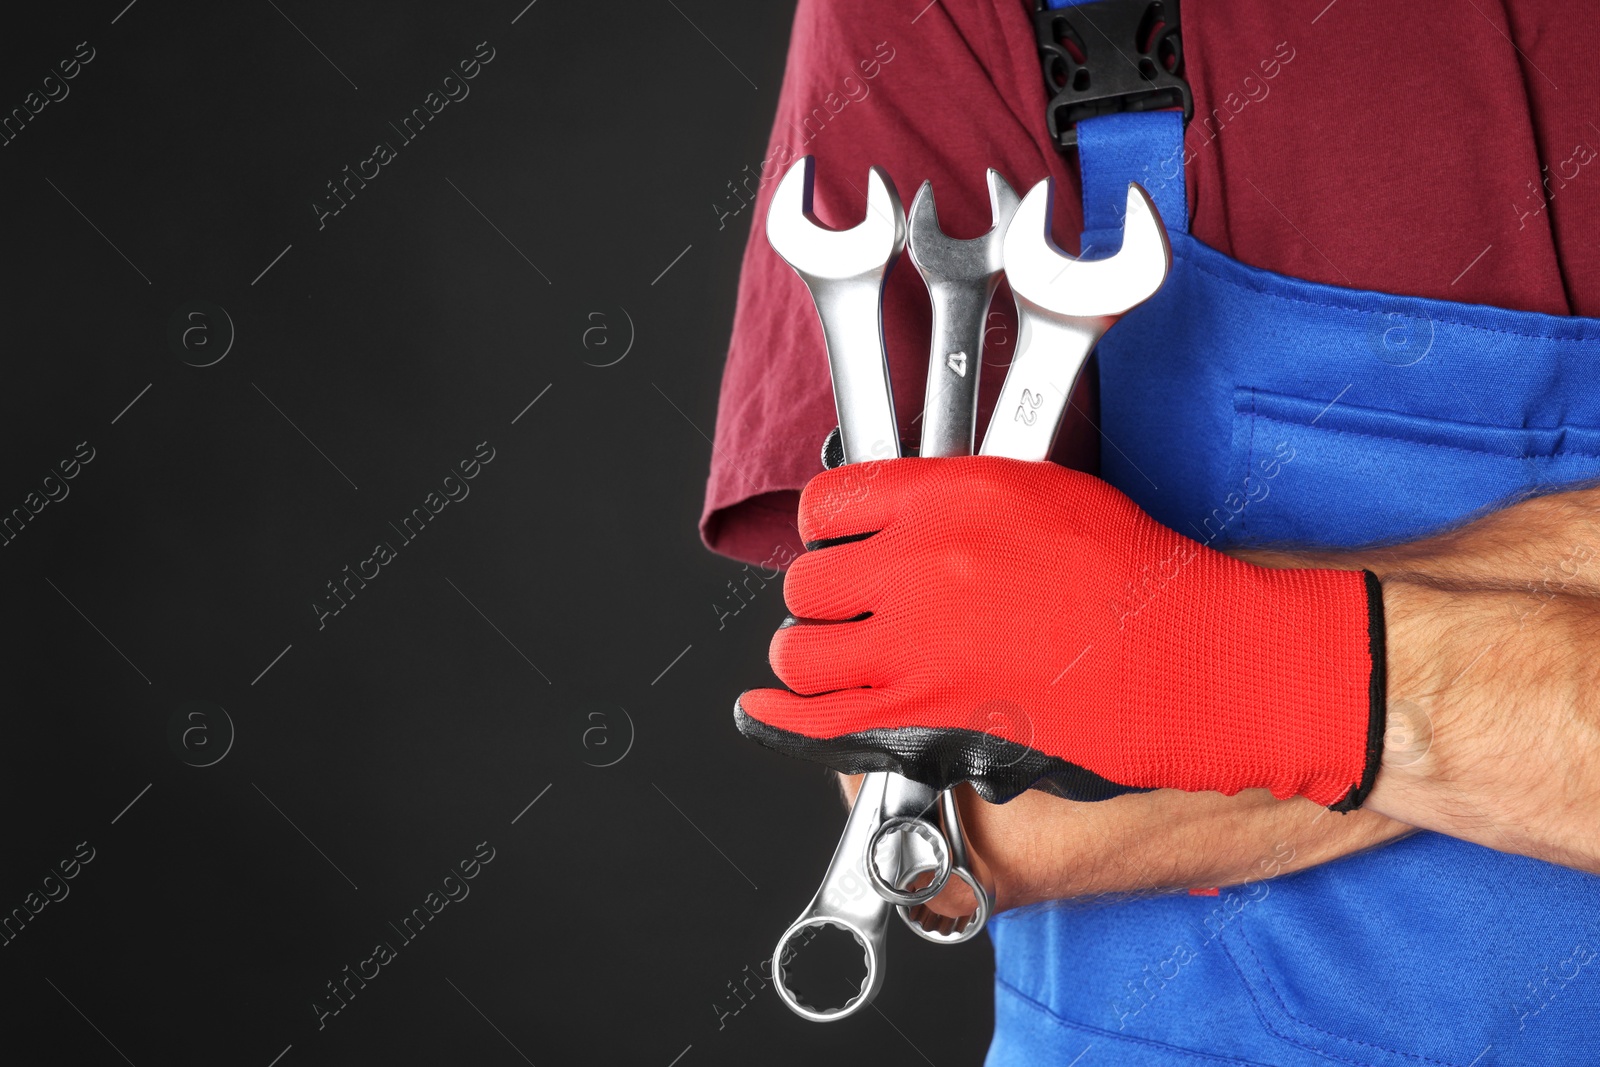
[761,161,1171,1021]
[895,170,1020,944]
[764,156,955,1023]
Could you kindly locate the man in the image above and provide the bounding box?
[703,1,1600,1061]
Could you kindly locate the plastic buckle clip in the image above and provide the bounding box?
[1033,0,1192,150]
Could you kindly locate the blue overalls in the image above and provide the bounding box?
[984,71,1600,1067]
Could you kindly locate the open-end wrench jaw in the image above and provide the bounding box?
[906,169,1020,285]
[762,156,908,465]
[766,156,906,285]
[906,170,1021,461]
[1003,178,1170,319]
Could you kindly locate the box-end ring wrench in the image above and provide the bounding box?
[896,170,1020,944]
[898,785,990,944]
[762,156,954,1022]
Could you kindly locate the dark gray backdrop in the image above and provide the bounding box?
[0,1,998,1064]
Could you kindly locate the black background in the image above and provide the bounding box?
[0,1,993,1064]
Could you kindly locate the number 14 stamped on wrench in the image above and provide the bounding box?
[754,155,1170,1021]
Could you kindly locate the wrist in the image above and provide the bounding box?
[1362,579,1443,817]
[1218,560,1385,807]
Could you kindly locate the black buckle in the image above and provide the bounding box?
[1033,0,1192,150]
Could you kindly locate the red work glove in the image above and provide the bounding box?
[735,457,1386,810]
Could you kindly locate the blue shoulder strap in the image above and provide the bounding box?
[1042,0,1190,251]
[1077,112,1188,249]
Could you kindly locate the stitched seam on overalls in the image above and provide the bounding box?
[1250,414,1600,461]
[1242,389,1261,540]
[1174,246,1600,345]
[1222,923,1466,1067]
[991,974,1283,1067]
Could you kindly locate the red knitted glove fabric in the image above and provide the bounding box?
[735,457,1385,810]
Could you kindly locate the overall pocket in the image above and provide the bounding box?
[1225,387,1600,548]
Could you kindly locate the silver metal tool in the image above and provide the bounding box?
[761,160,1171,1022]
[764,155,955,1023]
[898,786,991,943]
[980,177,1170,460]
[896,171,1020,945]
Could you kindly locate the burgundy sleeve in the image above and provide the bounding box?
[701,0,1600,566]
[699,0,1078,565]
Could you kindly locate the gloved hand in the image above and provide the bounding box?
[736,457,1386,810]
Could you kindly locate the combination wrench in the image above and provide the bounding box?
[763,156,953,1023]
[761,158,1170,1021]
[896,170,1019,945]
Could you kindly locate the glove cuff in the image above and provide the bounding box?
[1328,569,1386,811]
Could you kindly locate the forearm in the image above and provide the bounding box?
[1241,486,1600,872]
[839,773,1413,913]
[969,788,1409,908]
[1369,580,1600,868]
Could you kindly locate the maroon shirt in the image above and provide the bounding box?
[702,0,1600,565]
